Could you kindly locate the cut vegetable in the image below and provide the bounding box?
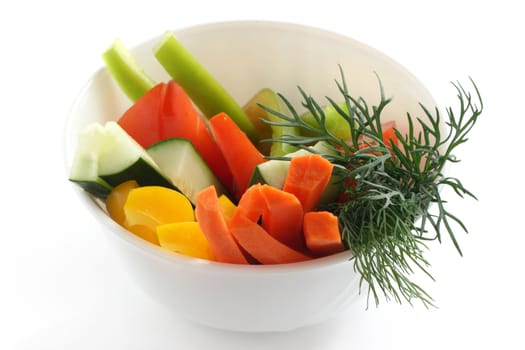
[123,186,194,245]
[218,194,236,223]
[147,138,227,204]
[68,121,174,198]
[195,186,248,264]
[117,82,165,148]
[157,221,214,260]
[282,154,334,212]
[249,141,335,189]
[231,184,305,251]
[303,211,345,256]
[124,186,194,229]
[68,123,113,199]
[299,101,351,140]
[241,88,276,154]
[380,120,399,149]
[153,31,257,141]
[128,224,160,245]
[208,112,266,200]
[106,180,139,226]
[229,213,312,264]
[233,183,266,222]
[117,80,234,191]
[102,38,156,102]
[259,185,305,251]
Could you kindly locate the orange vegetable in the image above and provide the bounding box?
[229,213,312,264]
[357,121,399,152]
[381,121,399,154]
[282,154,334,212]
[195,186,248,264]
[303,211,345,256]
[259,184,305,251]
[232,184,305,251]
[208,112,266,200]
[233,183,266,222]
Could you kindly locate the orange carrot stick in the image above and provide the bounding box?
[229,213,312,264]
[208,112,266,200]
[282,154,333,212]
[303,211,345,256]
[195,186,248,264]
[259,184,305,251]
[233,183,266,222]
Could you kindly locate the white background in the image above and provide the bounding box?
[1,1,523,349]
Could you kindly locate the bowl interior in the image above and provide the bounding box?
[65,20,437,270]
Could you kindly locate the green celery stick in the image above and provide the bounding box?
[153,31,257,141]
[102,38,156,102]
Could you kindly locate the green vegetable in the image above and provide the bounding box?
[68,124,113,199]
[153,31,257,141]
[242,88,277,154]
[299,101,352,140]
[102,38,156,102]
[69,121,174,199]
[147,138,228,204]
[260,66,482,307]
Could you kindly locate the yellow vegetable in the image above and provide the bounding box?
[106,180,158,244]
[128,224,160,245]
[123,186,194,245]
[106,180,139,226]
[218,194,236,222]
[157,222,214,260]
[124,186,194,226]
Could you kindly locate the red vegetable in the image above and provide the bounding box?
[118,82,165,148]
[303,211,345,256]
[208,112,266,201]
[117,80,234,193]
[282,154,334,212]
[195,186,248,264]
[381,120,399,149]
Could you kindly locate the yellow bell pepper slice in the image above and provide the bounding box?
[128,224,160,245]
[157,221,214,260]
[123,186,194,244]
[218,194,236,223]
[106,180,139,226]
[106,180,158,244]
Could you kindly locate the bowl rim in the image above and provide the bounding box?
[65,19,438,276]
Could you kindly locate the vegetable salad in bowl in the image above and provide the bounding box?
[65,21,481,331]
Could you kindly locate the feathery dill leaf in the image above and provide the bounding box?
[258,66,482,307]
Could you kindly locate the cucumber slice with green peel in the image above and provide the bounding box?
[147,138,228,204]
[249,141,342,206]
[69,121,175,199]
[69,123,113,198]
[243,87,300,157]
[242,88,276,155]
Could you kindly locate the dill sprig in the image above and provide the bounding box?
[259,66,482,307]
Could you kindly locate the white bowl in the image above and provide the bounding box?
[64,20,437,332]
